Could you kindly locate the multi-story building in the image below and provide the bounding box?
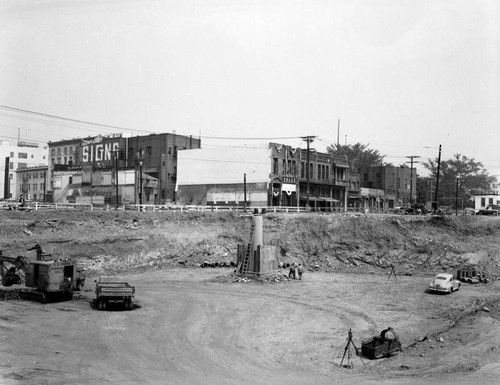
[176,142,350,210]
[48,132,200,204]
[15,165,49,202]
[0,140,48,199]
[359,166,416,210]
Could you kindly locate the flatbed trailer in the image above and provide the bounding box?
[95,280,135,310]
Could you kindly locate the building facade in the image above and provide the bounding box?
[473,194,500,210]
[47,132,200,204]
[176,143,350,210]
[15,165,49,202]
[0,140,48,199]
[359,166,416,209]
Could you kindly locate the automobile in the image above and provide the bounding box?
[429,273,461,294]
[403,203,428,215]
[476,205,499,216]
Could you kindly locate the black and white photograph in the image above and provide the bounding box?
[1,1,499,384]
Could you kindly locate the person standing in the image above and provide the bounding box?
[297,263,304,280]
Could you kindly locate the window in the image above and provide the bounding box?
[51,149,56,156]
[69,146,73,154]
[10,152,14,157]
[282,159,286,174]
[168,147,172,155]
[174,146,178,156]
[69,177,73,184]
[489,198,493,205]
[64,157,67,164]
[64,147,68,155]
[57,148,61,156]
[301,162,305,178]
[18,152,28,159]
[146,146,152,155]
[18,163,27,169]
[481,197,486,206]
[273,158,278,174]
[9,162,13,169]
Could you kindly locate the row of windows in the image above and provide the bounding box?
[21,183,45,191]
[50,147,75,157]
[272,158,347,182]
[481,197,499,206]
[22,172,46,179]
[51,156,77,165]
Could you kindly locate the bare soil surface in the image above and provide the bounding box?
[1,210,499,384]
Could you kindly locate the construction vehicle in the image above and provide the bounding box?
[95,277,135,310]
[0,245,85,302]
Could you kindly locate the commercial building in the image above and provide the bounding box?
[176,142,350,210]
[47,132,200,204]
[358,166,416,210]
[15,165,49,202]
[0,140,48,199]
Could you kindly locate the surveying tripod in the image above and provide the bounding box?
[340,329,365,368]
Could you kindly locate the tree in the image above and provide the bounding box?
[422,154,497,208]
[327,143,385,171]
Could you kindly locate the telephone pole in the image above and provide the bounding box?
[433,145,442,213]
[405,156,420,204]
[301,136,316,209]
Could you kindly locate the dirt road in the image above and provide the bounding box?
[1,268,499,385]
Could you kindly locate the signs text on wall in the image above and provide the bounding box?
[82,141,120,163]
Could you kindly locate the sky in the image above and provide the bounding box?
[1,0,499,177]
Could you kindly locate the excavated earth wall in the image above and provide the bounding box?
[1,210,499,279]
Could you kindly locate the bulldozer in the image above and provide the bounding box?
[0,244,85,302]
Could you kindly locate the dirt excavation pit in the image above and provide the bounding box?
[0,210,499,385]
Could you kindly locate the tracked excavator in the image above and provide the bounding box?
[0,244,85,302]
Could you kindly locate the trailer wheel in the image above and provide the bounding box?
[102,300,108,310]
[125,298,133,310]
[96,299,103,310]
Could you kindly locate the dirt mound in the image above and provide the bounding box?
[1,210,499,278]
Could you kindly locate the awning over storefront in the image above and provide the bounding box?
[300,196,321,201]
[322,198,339,203]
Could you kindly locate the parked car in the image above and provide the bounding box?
[476,205,499,216]
[404,203,428,215]
[429,273,461,294]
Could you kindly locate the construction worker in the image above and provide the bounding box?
[297,263,304,280]
[288,263,296,279]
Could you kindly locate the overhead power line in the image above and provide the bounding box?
[0,104,150,133]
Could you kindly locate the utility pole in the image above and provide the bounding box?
[243,173,247,212]
[405,156,420,204]
[114,151,119,207]
[433,145,442,213]
[455,177,459,216]
[301,136,316,209]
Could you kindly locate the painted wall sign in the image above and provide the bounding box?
[82,141,120,163]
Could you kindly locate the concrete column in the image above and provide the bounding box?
[251,215,263,251]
